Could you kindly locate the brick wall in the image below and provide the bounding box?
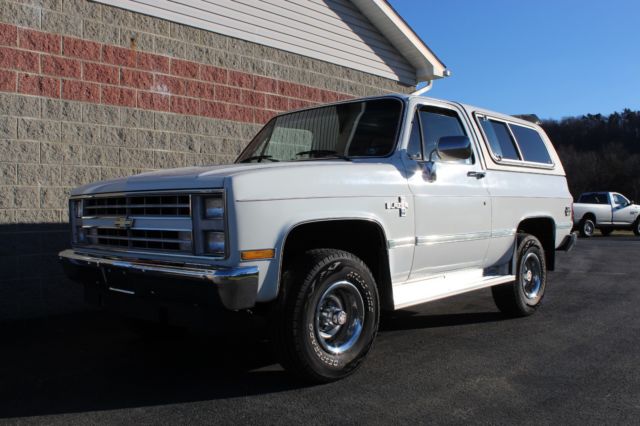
[0,0,413,320]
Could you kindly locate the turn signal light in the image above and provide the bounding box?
[241,249,275,261]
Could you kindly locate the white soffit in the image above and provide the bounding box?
[350,0,448,81]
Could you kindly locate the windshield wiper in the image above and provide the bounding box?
[239,155,279,163]
[295,150,351,161]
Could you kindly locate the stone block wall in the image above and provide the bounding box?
[0,0,413,320]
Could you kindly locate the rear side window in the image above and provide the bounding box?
[578,193,608,204]
[509,124,552,164]
[478,118,520,160]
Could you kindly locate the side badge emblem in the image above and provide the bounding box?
[386,196,408,217]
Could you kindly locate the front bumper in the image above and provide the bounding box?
[59,249,258,312]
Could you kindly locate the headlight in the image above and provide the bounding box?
[204,231,225,255]
[203,197,224,219]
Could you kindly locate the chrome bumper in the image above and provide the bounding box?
[58,249,258,310]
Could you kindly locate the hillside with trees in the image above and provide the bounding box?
[541,110,640,201]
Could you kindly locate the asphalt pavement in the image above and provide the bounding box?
[1,236,639,424]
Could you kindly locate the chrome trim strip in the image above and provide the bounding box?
[59,249,257,283]
[416,231,492,246]
[108,287,135,295]
[70,189,224,199]
[389,229,517,248]
[387,237,416,249]
[491,228,516,238]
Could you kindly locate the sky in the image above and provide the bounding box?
[387,0,640,119]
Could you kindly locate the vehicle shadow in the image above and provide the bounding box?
[0,311,305,419]
[380,310,505,332]
[0,307,506,419]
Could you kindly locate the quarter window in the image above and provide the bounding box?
[509,124,552,164]
[478,118,520,160]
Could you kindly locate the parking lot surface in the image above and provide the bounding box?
[1,236,639,424]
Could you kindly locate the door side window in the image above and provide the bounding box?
[419,107,472,164]
[407,112,423,160]
[613,194,629,206]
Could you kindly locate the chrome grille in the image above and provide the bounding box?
[88,228,191,251]
[74,192,197,255]
[84,195,190,217]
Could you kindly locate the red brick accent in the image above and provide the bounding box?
[201,65,227,84]
[171,58,199,79]
[171,96,199,115]
[102,86,136,107]
[138,91,170,112]
[0,47,39,73]
[0,23,17,47]
[136,52,170,73]
[0,23,354,125]
[18,29,61,54]
[121,69,153,90]
[18,74,60,98]
[63,37,101,61]
[103,45,136,68]
[83,62,119,84]
[62,80,99,102]
[154,74,185,96]
[0,69,16,91]
[228,70,252,88]
[41,56,81,78]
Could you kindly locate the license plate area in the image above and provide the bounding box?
[101,267,136,295]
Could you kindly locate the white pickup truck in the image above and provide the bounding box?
[60,94,576,382]
[573,192,640,237]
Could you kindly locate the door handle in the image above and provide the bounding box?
[467,171,486,179]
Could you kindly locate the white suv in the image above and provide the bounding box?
[60,94,576,382]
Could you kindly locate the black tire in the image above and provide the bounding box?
[579,217,595,238]
[492,234,547,317]
[600,228,613,236]
[271,249,380,383]
[634,219,640,236]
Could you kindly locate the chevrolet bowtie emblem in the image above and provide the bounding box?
[386,196,408,217]
[114,217,134,229]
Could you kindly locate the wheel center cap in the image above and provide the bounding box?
[333,310,347,325]
[525,270,533,282]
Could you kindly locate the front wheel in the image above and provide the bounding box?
[272,249,380,383]
[579,218,595,238]
[492,234,547,317]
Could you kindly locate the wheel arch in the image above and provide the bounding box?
[278,218,394,311]
[517,216,556,271]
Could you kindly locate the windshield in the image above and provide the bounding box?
[236,98,403,163]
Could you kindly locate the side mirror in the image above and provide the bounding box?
[437,136,472,162]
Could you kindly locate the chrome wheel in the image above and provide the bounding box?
[583,220,594,237]
[521,252,542,305]
[314,280,365,355]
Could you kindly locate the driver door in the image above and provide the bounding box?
[405,102,492,280]
[612,193,638,224]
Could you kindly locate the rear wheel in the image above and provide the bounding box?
[579,217,595,238]
[634,219,640,236]
[492,234,547,317]
[272,249,380,383]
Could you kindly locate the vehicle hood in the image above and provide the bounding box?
[70,160,408,199]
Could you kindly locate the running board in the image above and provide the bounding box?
[393,270,515,310]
